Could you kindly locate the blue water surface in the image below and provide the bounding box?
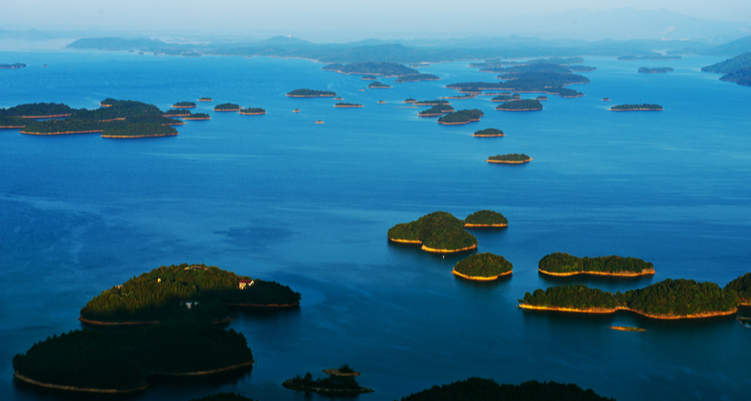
[0,50,750,401]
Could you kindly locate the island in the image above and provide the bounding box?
[101,123,178,139]
[198,97,212,102]
[538,252,655,277]
[322,364,360,377]
[214,103,241,112]
[395,73,440,83]
[472,128,504,137]
[239,107,266,115]
[20,119,106,136]
[293,108,300,113]
[0,116,27,129]
[519,278,739,319]
[404,98,417,103]
[487,154,532,164]
[183,112,211,121]
[362,75,377,80]
[418,104,454,116]
[315,120,324,124]
[321,61,418,77]
[335,102,363,108]
[414,99,450,106]
[79,263,301,325]
[378,100,387,104]
[172,101,197,109]
[0,63,26,69]
[602,98,611,102]
[453,253,512,281]
[368,81,391,88]
[618,54,681,61]
[496,99,543,111]
[725,272,751,305]
[536,95,548,101]
[334,97,343,100]
[638,67,674,74]
[388,211,478,253]
[701,52,751,86]
[163,109,191,117]
[12,323,254,394]
[400,377,613,401]
[283,369,373,395]
[490,94,521,102]
[0,102,74,119]
[610,103,663,111]
[610,326,646,332]
[449,68,589,97]
[437,109,484,125]
[464,210,508,227]
[286,89,337,98]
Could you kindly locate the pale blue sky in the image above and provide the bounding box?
[1,0,749,40]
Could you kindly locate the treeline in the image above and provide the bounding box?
[239,107,266,114]
[368,81,391,88]
[388,211,478,251]
[438,109,483,124]
[725,273,751,304]
[464,210,507,225]
[13,323,253,391]
[287,89,337,97]
[538,252,653,274]
[487,154,531,162]
[0,63,27,69]
[395,73,440,82]
[102,123,177,138]
[496,99,542,111]
[491,94,521,102]
[611,104,663,111]
[0,102,74,117]
[454,253,512,277]
[400,377,614,401]
[214,103,241,110]
[173,101,197,107]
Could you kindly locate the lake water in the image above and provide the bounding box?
[1,50,750,401]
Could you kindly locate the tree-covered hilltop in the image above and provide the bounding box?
[190,393,256,401]
[418,104,454,116]
[464,210,508,226]
[286,89,337,98]
[399,377,614,401]
[0,63,27,69]
[487,153,531,162]
[283,371,372,395]
[496,99,543,111]
[618,54,681,61]
[472,128,504,137]
[395,73,440,83]
[335,102,363,107]
[610,104,663,111]
[453,253,512,278]
[80,263,301,323]
[438,109,484,125]
[368,81,392,88]
[414,99,450,106]
[214,103,241,111]
[0,102,74,118]
[701,52,751,73]
[12,323,254,392]
[719,66,751,86]
[322,61,418,77]
[388,211,478,252]
[491,94,521,102]
[725,273,751,304]
[638,67,674,74]
[102,123,178,138]
[538,253,654,275]
[520,279,739,318]
[0,116,26,128]
[495,71,590,91]
[21,119,106,135]
[239,107,266,115]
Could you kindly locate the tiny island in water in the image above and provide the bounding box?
[464,210,508,227]
[611,103,663,111]
[487,154,532,164]
[453,252,513,281]
[437,109,484,125]
[239,107,266,115]
[283,364,373,395]
[496,99,543,111]
[368,81,391,88]
[638,67,674,74]
[214,103,242,112]
[335,102,363,108]
[172,101,197,109]
[286,89,337,98]
[473,128,504,137]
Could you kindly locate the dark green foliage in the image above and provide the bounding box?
[0,116,25,127]
[173,101,196,107]
[164,109,192,116]
[0,102,74,117]
[0,63,26,69]
[473,128,504,136]
[12,323,253,390]
[335,102,363,107]
[465,210,507,225]
[491,94,521,102]
[73,99,162,120]
[725,273,751,304]
[488,154,531,161]
[239,107,266,114]
[438,109,484,124]
[454,253,512,277]
[701,52,751,73]
[720,66,751,86]
[415,99,450,105]
[557,88,584,97]
[287,89,336,97]
[362,74,377,79]
[419,105,454,115]
[80,263,300,323]
[638,67,674,73]
[618,54,681,61]
[198,97,212,101]
[214,103,241,110]
[619,279,738,316]
[399,377,614,401]
[395,73,440,82]
[125,114,183,126]
[521,285,618,310]
[404,98,417,102]
[496,100,542,111]
[611,104,663,111]
[327,61,418,76]
[21,119,105,134]
[189,393,255,401]
[368,81,391,88]
[186,113,211,119]
[538,252,653,274]
[388,211,477,250]
[102,123,177,137]
[338,364,354,373]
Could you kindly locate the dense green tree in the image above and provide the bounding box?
[400,377,614,401]
[538,252,653,274]
[454,253,512,277]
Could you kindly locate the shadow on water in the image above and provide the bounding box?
[231,305,302,322]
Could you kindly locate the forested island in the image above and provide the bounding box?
[437,109,484,125]
[283,368,373,395]
[618,54,681,61]
[239,107,266,115]
[414,99,450,106]
[519,278,739,319]
[362,75,377,80]
[418,104,454,116]
[441,94,475,100]
[0,116,29,129]
[404,98,417,103]
[368,81,391,88]
[453,253,513,281]
[536,95,548,100]
[322,61,418,77]
[450,64,589,97]
[214,103,241,112]
[490,94,521,102]
[538,252,655,277]
[388,211,478,253]
[496,99,543,111]
[335,102,364,108]
[472,128,504,137]
[13,323,254,393]
[198,97,212,102]
[183,112,210,121]
[164,109,191,117]
[172,101,197,109]
[400,377,614,401]
[0,102,74,118]
[0,63,27,69]
[395,73,440,83]
[610,104,663,111]
[702,53,751,86]
[286,89,337,98]
[487,154,532,164]
[725,272,751,305]
[79,263,301,325]
[638,67,674,74]
[464,210,508,227]
[101,123,178,139]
